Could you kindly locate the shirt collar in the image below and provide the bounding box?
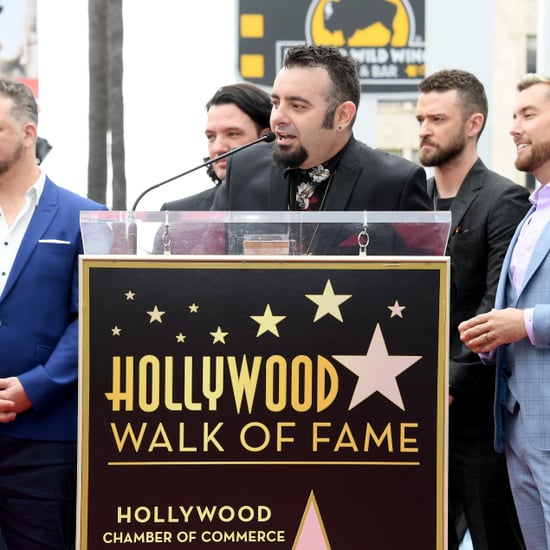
[26,168,46,206]
[529,183,550,208]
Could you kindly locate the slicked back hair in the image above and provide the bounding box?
[283,44,360,128]
[0,77,38,126]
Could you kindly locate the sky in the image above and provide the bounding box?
[37,0,240,211]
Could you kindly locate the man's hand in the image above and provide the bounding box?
[458,308,527,354]
[0,377,32,423]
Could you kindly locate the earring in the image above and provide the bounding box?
[338,125,342,131]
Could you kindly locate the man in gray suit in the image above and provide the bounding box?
[460,73,550,548]
[417,69,528,550]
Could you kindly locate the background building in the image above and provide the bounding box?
[32,0,547,209]
[377,0,541,190]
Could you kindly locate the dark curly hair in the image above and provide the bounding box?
[204,83,272,183]
[282,44,360,128]
[419,69,488,137]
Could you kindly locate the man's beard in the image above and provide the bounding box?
[419,132,467,167]
[515,141,550,174]
[273,142,308,169]
[0,142,24,176]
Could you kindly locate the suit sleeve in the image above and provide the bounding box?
[450,183,530,393]
[211,180,228,210]
[17,232,82,411]
[480,184,531,317]
[397,164,431,211]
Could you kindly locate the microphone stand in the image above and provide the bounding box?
[126,131,275,254]
[131,131,275,211]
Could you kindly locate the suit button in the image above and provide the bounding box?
[504,369,512,378]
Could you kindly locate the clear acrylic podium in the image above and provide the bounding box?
[80,210,451,256]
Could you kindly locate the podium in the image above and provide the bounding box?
[78,210,451,549]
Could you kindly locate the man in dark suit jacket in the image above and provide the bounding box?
[161,82,272,212]
[0,78,107,548]
[212,44,431,230]
[417,69,528,549]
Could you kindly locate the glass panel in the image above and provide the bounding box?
[80,210,451,256]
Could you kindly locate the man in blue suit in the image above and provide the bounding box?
[460,73,550,548]
[0,78,107,548]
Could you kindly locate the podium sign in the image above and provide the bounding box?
[79,255,449,549]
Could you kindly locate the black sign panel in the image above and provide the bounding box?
[238,0,425,95]
[79,257,447,549]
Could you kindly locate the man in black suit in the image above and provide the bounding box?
[416,69,529,550]
[161,82,272,211]
[212,44,430,218]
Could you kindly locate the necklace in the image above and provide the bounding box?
[304,171,336,254]
[317,171,335,211]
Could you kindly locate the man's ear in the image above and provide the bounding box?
[468,112,485,138]
[335,100,356,130]
[24,122,38,151]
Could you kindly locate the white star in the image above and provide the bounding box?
[147,305,165,324]
[189,303,199,313]
[305,279,351,322]
[388,300,406,318]
[125,290,135,300]
[333,323,422,410]
[176,333,186,343]
[111,326,121,336]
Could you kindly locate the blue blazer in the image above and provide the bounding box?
[494,205,550,452]
[0,177,107,441]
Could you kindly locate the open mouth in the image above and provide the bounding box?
[276,131,296,144]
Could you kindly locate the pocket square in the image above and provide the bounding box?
[38,239,71,244]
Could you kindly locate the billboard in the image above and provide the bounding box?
[238,0,425,95]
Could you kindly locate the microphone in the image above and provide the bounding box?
[131,131,276,211]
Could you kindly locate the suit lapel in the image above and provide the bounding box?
[2,179,59,300]
[322,138,362,211]
[447,159,486,234]
[267,161,290,210]
[495,208,533,308]
[519,219,550,294]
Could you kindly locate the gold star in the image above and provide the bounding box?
[147,305,165,324]
[388,300,406,318]
[210,326,228,344]
[111,326,121,336]
[176,333,186,343]
[125,290,135,300]
[305,279,351,322]
[250,304,286,337]
[189,303,199,313]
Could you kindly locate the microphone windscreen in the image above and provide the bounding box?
[263,131,276,143]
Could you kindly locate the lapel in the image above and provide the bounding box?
[322,137,362,211]
[447,158,486,234]
[1,178,59,301]
[519,216,550,294]
[267,160,290,210]
[494,207,534,308]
